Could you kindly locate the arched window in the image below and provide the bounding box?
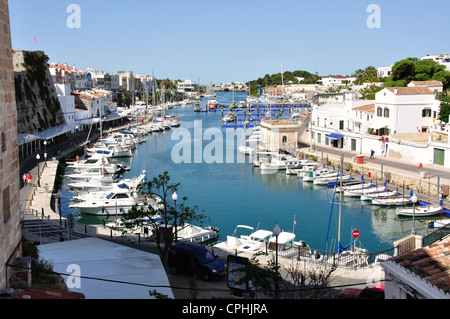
[282,136,287,143]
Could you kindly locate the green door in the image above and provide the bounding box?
[351,139,357,151]
[434,148,445,165]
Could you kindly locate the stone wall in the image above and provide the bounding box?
[0,0,22,290]
[13,49,65,134]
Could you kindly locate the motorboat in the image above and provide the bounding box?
[396,205,443,217]
[335,182,373,193]
[259,155,304,174]
[213,225,273,254]
[70,188,161,216]
[68,170,146,193]
[344,186,386,197]
[428,219,450,228]
[194,104,202,112]
[300,167,333,182]
[313,174,353,185]
[65,154,128,174]
[85,144,132,158]
[65,167,118,182]
[222,113,234,123]
[267,231,309,254]
[371,196,413,206]
[285,159,315,175]
[175,224,220,244]
[360,190,399,201]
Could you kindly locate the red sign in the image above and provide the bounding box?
[352,229,360,239]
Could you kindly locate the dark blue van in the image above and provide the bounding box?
[168,242,225,281]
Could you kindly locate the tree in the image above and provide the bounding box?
[120,172,205,264]
[391,57,417,84]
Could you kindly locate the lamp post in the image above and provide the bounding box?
[172,192,178,243]
[411,194,418,235]
[43,140,47,167]
[36,154,40,187]
[273,223,281,299]
[57,190,63,241]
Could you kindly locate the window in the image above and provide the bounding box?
[1,132,5,152]
[377,107,382,117]
[339,120,344,130]
[384,108,390,118]
[3,186,10,223]
[282,136,287,144]
[422,109,432,117]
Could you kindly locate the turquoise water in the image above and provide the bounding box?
[62,91,436,253]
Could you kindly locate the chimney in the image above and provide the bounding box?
[394,88,398,94]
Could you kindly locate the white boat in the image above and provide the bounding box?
[66,154,127,174]
[335,182,373,193]
[176,224,219,244]
[222,113,234,123]
[259,155,303,174]
[344,186,386,197]
[396,205,443,217]
[371,196,413,206]
[267,231,309,254]
[68,171,146,194]
[85,144,132,158]
[213,225,273,254]
[70,189,160,216]
[360,190,399,201]
[301,167,333,182]
[285,160,315,175]
[65,167,118,182]
[428,219,450,228]
[313,175,353,185]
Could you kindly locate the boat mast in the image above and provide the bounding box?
[338,154,343,253]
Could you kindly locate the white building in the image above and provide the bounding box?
[377,65,393,78]
[177,79,195,93]
[55,83,76,126]
[310,87,449,166]
[407,80,444,93]
[319,77,356,87]
[373,87,440,134]
[421,54,450,71]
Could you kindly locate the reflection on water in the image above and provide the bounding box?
[60,91,443,253]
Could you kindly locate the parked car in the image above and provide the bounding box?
[338,283,385,299]
[168,242,225,281]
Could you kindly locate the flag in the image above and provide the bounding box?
[33,36,36,42]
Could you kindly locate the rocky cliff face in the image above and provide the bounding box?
[13,50,65,134]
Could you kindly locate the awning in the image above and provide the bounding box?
[18,133,40,146]
[327,133,343,140]
[34,124,75,140]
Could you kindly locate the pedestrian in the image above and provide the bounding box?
[22,173,27,186]
[27,172,32,186]
[418,162,423,172]
[370,150,375,159]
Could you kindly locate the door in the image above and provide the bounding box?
[351,139,357,151]
[434,148,445,166]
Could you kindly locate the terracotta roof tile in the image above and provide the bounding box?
[386,87,434,95]
[390,236,450,295]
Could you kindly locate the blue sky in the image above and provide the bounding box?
[9,0,450,84]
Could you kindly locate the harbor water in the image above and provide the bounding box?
[62,91,439,254]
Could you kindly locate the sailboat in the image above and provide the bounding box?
[324,155,369,267]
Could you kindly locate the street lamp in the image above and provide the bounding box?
[36,154,40,187]
[273,223,281,299]
[411,194,418,235]
[43,140,47,167]
[172,192,178,243]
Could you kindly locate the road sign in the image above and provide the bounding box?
[352,229,360,239]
